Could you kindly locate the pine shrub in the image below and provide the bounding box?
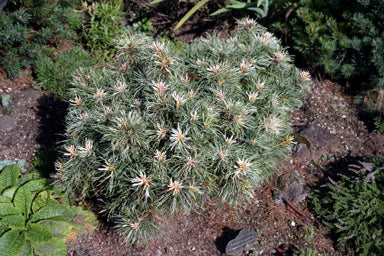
[54,18,310,243]
[311,158,384,255]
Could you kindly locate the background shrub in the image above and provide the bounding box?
[54,18,310,243]
[311,158,384,255]
[34,46,95,99]
[268,0,384,90]
[0,0,83,78]
[265,0,384,133]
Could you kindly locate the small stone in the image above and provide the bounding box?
[292,143,310,161]
[273,170,307,205]
[225,229,258,256]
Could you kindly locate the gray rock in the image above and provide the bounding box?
[225,229,258,256]
[273,170,307,205]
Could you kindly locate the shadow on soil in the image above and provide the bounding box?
[215,226,240,253]
[34,95,68,177]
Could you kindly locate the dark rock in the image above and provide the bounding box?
[225,229,258,256]
[293,123,338,161]
[273,170,307,205]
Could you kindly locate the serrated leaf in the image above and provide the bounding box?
[25,223,53,244]
[31,191,56,213]
[0,165,20,194]
[1,186,18,202]
[20,179,51,194]
[16,173,43,186]
[38,220,72,238]
[0,223,9,237]
[32,237,67,256]
[14,187,32,216]
[0,202,20,216]
[71,206,99,230]
[0,230,26,256]
[30,204,70,223]
[20,240,33,256]
[1,215,26,229]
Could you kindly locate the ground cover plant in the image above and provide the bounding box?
[0,164,98,256]
[311,158,384,255]
[54,18,311,243]
[34,46,94,99]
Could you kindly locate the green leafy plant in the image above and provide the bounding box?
[1,95,11,107]
[132,13,154,34]
[151,0,271,31]
[54,18,310,243]
[82,0,125,57]
[311,158,384,255]
[0,164,98,256]
[211,0,271,17]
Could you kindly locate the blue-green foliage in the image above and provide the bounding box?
[0,0,82,78]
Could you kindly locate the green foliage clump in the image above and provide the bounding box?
[82,0,125,57]
[0,0,83,78]
[268,0,384,90]
[0,164,98,256]
[311,158,384,255]
[54,18,310,243]
[34,46,94,99]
